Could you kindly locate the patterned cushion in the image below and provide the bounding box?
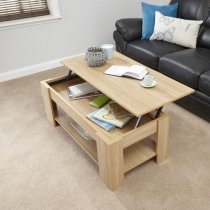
[150,11,203,48]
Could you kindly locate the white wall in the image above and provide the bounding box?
[0,0,170,74]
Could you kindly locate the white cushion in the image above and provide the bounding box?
[150,11,203,48]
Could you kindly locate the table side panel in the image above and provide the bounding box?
[122,119,158,148]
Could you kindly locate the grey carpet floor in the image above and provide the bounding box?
[0,67,210,210]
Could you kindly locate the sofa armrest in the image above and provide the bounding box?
[115,18,142,42]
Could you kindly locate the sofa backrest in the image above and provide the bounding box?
[170,0,210,49]
[198,14,210,49]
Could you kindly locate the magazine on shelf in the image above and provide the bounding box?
[86,111,115,132]
[109,101,132,118]
[104,65,148,80]
[67,82,101,100]
[68,90,101,100]
[93,102,133,128]
[68,82,98,97]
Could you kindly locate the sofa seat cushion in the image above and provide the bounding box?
[158,48,210,89]
[126,40,185,69]
[198,70,210,97]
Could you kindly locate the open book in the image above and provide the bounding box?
[104,65,148,80]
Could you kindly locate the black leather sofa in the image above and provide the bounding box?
[113,0,210,122]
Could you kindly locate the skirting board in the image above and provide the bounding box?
[0,53,82,83]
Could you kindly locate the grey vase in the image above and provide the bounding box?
[85,47,106,67]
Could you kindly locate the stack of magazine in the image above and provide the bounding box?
[67,82,101,100]
[86,101,133,132]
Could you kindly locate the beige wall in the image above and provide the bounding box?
[0,0,170,74]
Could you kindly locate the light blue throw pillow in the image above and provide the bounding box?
[141,2,178,39]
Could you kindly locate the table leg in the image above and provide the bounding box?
[40,81,57,126]
[97,139,124,191]
[156,114,170,163]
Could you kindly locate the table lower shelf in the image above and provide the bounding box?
[55,113,156,174]
[55,115,98,164]
[124,140,156,173]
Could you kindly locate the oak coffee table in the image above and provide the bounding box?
[40,51,194,190]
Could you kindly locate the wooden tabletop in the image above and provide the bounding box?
[61,51,194,117]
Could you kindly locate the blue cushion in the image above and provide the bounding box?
[141,2,178,39]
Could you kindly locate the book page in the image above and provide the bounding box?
[104,65,127,76]
[104,65,147,80]
[123,65,147,80]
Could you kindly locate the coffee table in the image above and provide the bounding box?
[40,51,194,190]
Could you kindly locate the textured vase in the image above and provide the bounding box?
[85,47,106,67]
